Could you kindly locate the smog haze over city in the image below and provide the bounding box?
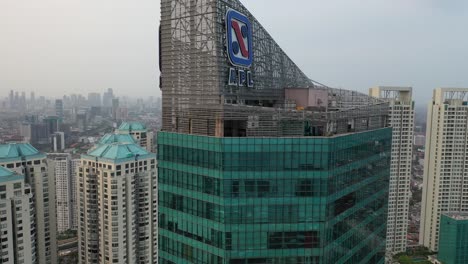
[2,0,468,105]
[1,1,468,263]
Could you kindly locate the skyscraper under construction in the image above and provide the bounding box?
[158,0,392,263]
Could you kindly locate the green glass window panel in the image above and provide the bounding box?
[158,129,391,264]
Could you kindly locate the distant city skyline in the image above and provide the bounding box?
[2,0,468,105]
[1,88,159,100]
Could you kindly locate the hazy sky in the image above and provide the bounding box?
[2,0,468,106]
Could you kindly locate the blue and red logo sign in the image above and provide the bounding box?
[226,9,253,68]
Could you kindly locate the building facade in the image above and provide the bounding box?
[414,135,426,147]
[0,166,36,264]
[88,93,102,107]
[44,116,60,136]
[437,213,468,264]
[369,87,415,254]
[102,88,114,108]
[55,99,64,120]
[0,143,57,264]
[47,153,79,232]
[420,88,468,251]
[158,130,391,264]
[158,0,392,263]
[78,141,158,264]
[50,132,65,152]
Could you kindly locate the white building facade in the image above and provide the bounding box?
[0,143,57,264]
[78,141,158,264]
[420,88,468,251]
[47,153,79,232]
[0,167,36,264]
[370,87,415,254]
[70,158,79,230]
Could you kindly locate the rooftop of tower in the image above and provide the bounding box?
[159,0,390,137]
[0,166,23,183]
[0,143,45,162]
[443,213,468,221]
[117,122,146,132]
[99,134,136,145]
[82,142,155,163]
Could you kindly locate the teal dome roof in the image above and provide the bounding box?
[0,166,13,177]
[84,142,153,162]
[117,122,147,131]
[0,143,45,162]
[99,134,136,144]
[0,166,23,183]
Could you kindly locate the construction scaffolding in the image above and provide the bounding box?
[160,0,389,137]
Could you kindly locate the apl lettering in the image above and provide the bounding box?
[229,68,254,88]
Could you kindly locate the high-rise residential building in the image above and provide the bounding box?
[20,122,33,142]
[0,166,36,264]
[437,213,468,264]
[369,87,415,254]
[116,122,154,152]
[102,88,114,108]
[112,98,119,120]
[50,132,66,152]
[47,153,79,232]
[70,158,79,230]
[14,91,19,109]
[420,88,468,251]
[88,92,102,107]
[55,99,64,119]
[9,90,14,109]
[20,116,59,145]
[44,116,60,136]
[76,111,87,132]
[78,141,158,264]
[20,91,26,109]
[158,0,392,263]
[30,92,36,110]
[30,123,49,145]
[0,143,57,264]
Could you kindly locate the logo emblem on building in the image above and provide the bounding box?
[226,9,253,68]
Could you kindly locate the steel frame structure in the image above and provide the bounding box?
[160,0,389,137]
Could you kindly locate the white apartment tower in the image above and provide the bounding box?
[48,153,79,232]
[370,87,415,254]
[0,166,36,264]
[0,143,57,264]
[78,140,158,264]
[420,88,468,251]
[71,158,79,230]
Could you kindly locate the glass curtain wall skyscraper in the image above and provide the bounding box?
[437,213,468,264]
[158,0,392,263]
